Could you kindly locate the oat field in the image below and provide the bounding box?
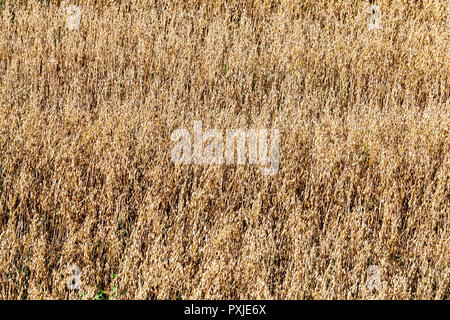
[0,0,448,299]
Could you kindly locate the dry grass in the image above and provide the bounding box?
[0,0,448,299]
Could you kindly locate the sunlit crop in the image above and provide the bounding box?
[0,0,448,299]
